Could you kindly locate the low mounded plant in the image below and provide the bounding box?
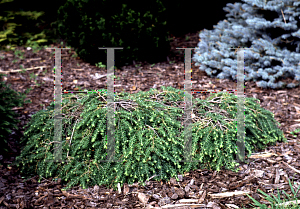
[12,86,287,191]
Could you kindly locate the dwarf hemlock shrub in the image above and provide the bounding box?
[53,0,172,69]
[12,86,287,191]
[192,0,300,89]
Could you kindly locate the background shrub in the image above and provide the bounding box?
[192,0,300,89]
[0,0,51,50]
[53,0,174,69]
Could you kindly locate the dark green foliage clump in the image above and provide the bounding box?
[12,86,287,191]
[0,74,27,154]
[53,0,173,69]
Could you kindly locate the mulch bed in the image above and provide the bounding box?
[0,30,300,209]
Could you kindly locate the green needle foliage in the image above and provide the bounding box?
[12,86,287,191]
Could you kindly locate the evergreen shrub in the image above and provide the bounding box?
[53,0,173,69]
[0,74,27,155]
[12,86,287,191]
[192,0,300,89]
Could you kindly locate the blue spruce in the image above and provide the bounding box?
[192,0,300,89]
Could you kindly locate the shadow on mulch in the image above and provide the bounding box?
[0,30,300,208]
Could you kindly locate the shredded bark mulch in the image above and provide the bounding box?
[0,30,300,208]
